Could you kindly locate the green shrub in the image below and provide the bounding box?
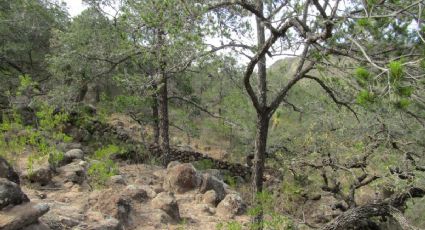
[87,144,121,188]
[0,101,70,168]
[193,159,214,170]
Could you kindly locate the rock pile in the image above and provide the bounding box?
[0,156,50,230]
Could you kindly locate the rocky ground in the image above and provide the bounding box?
[0,147,249,230]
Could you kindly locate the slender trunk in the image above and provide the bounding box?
[251,1,268,228]
[158,73,170,166]
[151,83,160,146]
[75,82,88,103]
[256,2,267,107]
[157,29,170,167]
[251,112,269,228]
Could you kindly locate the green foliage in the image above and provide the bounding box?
[388,61,404,82]
[247,191,295,230]
[216,221,243,230]
[87,145,121,188]
[356,90,375,105]
[354,67,371,86]
[395,98,411,109]
[396,85,414,97]
[0,102,70,168]
[357,18,371,27]
[193,159,214,170]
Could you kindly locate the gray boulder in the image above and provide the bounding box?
[199,173,226,203]
[0,202,49,230]
[0,157,20,184]
[58,149,84,166]
[0,178,29,210]
[57,160,86,185]
[23,166,52,186]
[151,192,180,221]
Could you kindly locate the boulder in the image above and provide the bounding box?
[122,185,148,202]
[216,194,246,219]
[166,161,180,170]
[150,210,173,224]
[202,190,218,206]
[24,167,52,186]
[199,173,226,203]
[0,178,29,210]
[164,163,201,193]
[0,202,49,230]
[108,175,126,185]
[151,192,180,221]
[59,149,84,166]
[0,157,20,184]
[57,160,86,184]
[202,169,223,181]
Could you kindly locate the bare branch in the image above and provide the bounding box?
[304,75,359,121]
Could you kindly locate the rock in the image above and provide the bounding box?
[24,167,52,186]
[202,169,223,181]
[200,204,216,215]
[151,192,180,221]
[59,149,84,166]
[164,163,201,193]
[122,185,148,202]
[116,198,132,226]
[167,161,180,170]
[0,202,49,230]
[199,174,226,203]
[0,178,29,210]
[216,194,246,219]
[57,161,86,184]
[202,190,218,206]
[0,156,20,184]
[152,185,164,194]
[21,222,50,230]
[88,218,120,230]
[150,210,173,224]
[109,175,126,185]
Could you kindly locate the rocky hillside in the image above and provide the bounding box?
[0,150,249,229]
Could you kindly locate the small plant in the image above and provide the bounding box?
[87,144,121,188]
[193,159,214,170]
[216,221,243,230]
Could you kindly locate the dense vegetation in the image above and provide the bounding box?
[1,0,425,229]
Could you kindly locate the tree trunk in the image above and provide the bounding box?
[75,82,88,103]
[151,83,160,146]
[251,112,269,229]
[158,75,170,166]
[157,29,170,167]
[251,1,268,229]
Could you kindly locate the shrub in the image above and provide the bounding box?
[87,144,121,188]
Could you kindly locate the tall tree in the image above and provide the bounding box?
[0,0,67,99]
[208,0,425,227]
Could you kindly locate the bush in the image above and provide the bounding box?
[87,144,121,188]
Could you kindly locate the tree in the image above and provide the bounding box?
[84,0,212,165]
[48,6,128,106]
[0,0,67,102]
[208,0,425,228]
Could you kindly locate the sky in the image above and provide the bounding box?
[61,0,282,66]
[64,0,86,17]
